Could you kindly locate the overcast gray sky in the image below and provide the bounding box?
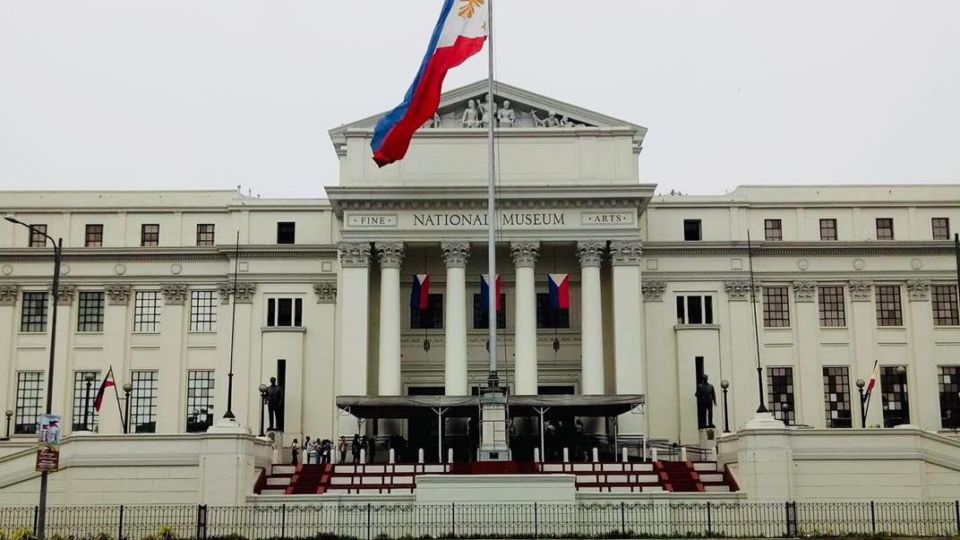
[1,1,958,197]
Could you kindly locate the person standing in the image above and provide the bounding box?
[291,439,300,465]
[352,434,361,464]
[303,436,312,464]
[338,437,348,464]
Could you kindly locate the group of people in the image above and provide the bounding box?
[288,434,380,465]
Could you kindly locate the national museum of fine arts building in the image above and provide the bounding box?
[2,82,960,533]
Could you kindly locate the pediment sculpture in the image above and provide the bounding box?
[420,95,594,129]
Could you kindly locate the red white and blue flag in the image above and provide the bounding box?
[411,274,431,310]
[94,368,116,412]
[864,360,880,402]
[548,274,570,311]
[371,0,489,167]
[480,274,502,312]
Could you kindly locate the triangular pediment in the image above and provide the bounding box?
[329,80,646,141]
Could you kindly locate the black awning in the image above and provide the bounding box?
[336,394,644,419]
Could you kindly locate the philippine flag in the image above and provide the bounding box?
[480,274,503,312]
[94,368,115,412]
[864,360,880,401]
[548,274,570,311]
[411,274,431,310]
[371,0,489,167]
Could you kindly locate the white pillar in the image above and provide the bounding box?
[442,242,470,396]
[511,241,540,395]
[376,242,404,396]
[609,241,644,435]
[338,243,371,435]
[577,241,605,395]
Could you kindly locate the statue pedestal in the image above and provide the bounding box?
[698,427,717,450]
[478,383,511,462]
[208,416,249,435]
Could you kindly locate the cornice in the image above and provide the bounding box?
[0,245,338,263]
[642,241,956,257]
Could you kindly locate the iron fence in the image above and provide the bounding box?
[1,501,959,539]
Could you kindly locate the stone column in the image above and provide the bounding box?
[849,280,882,427]
[511,241,540,395]
[792,281,820,427]
[0,285,18,425]
[442,242,470,396]
[577,241,605,395]
[610,241,644,433]
[907,280,938,429]
[376,242,404,397]
[338,243,372,408]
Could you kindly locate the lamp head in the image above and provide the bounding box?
[4,217,21,225]
[122,382,133,393]
[84,373,96,383]
[896,365,906,374]
[259,384,268,393]
[856,379,865,389]
[720,379,729,390]
[4,409,11,418]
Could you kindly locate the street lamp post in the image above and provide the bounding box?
[2,410,11,440]
[720,379,731,433]
[258,384,268,437]
[856,379,867,428]
[5,216,62,540]
[82,374,95,431]
[123,383,133,433]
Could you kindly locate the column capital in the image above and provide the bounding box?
[339,242,372,268]
[907,279,930,302]
[105,285,132,306]
[609,240,642,266]
[724,280,759,301]
[510,241,540,268]
[55,284,76,306]
[441,242,471,269]
[161,284,188,305]
[641,281,666,302]
[313,280,337,304]
[0,284,19,306]
[849,280,874,302]
[792,281,816,303]
[376,242,405,269]
[577,241,605,268]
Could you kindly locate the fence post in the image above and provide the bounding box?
[620,501,626,535]
[870,500,876,534]
[117,504,124,540]
[955,500,960,535]
[785,501,798,537]
[281,503,287,539]
[195,504,208,540]
[533,502,538,538]
[706,501,712,537]
[32,506,38,534]
[451,502,455,538]
[366,502,372,540]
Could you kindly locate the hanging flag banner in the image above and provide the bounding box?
[480,274,503,312]
[411,274,431,310]
[36,414,62,472]
[548,273,570,310]
[371,0,489,167]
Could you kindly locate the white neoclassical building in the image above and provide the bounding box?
[2,80,960,460]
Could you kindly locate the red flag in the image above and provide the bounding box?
[94,368,115,412]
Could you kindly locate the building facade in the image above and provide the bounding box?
[1,81,959,455]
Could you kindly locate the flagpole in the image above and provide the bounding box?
[109,366,125,433]
[747,231,768,413]
[485,0,498,386]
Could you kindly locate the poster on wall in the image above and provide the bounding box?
[35,414,62,472]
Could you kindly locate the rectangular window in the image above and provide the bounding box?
[817,286,846,327]
[28,224,47,247]
[186,370,215,433]
[77,291,105,333]
[932,217,950,240]
[683,219,702,241]
[15,372,44,434]
[876,218,894,240]
[820,219,837,241]
[410,293,444,329]
[84,224,103,247]
[72,371,100,432]
[129,371,158,433]
[764,219,783,241]
[473,293,506,329]
[762,286,790,328]
[266,298,303,327]
[196,224,215,246]
[876,285,903,327]
[189,291,217,332]
[133,291,163,333]
[141,224,159,247]
[933,285,960,326]
[938,366,960,429]
[675,295,714,325]
[823,366,852,428]
[767,367,795,424]
[880,366,910,428]
[277,222,296,244]
[20,292,48,333]
[536,292,570,329]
